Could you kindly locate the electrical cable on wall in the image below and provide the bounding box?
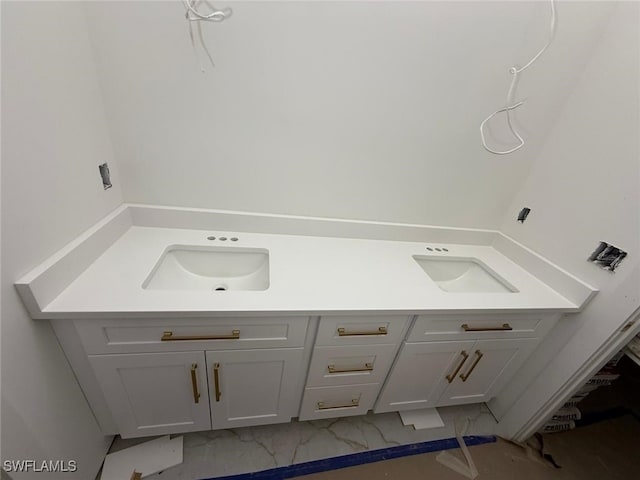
[480,0,557,155]
[183,0,232,72]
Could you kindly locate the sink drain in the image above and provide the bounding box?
[213,285,228,291]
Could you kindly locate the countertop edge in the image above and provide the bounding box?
[37,306,580,321]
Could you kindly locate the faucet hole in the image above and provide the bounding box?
[213,284,228,291]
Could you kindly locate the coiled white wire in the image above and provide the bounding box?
[183,0,232,71]
[480,0,557,155]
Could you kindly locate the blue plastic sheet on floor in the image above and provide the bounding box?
[201,435,496,480]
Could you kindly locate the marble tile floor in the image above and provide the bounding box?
[102,404,496,480]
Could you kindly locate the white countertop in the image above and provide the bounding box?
[42,225,578,317]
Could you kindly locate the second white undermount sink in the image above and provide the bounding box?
[413,256,517,293]
[143,245,270,291]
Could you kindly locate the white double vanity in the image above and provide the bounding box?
[16,205,596,439]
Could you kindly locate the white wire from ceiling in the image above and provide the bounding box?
[183,0,232,72]
[480,0,557,155]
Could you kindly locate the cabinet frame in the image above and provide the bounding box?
[53,311,558,438]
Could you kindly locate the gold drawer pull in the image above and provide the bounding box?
[190,363,200,404]
[337,326,388,337]
[461,323,512,332]
[328,363,374,374]
[460,350,484,382]
[317,398,360,410]
[162,330,240,341]
[446,350,469,383]
[213,362,222,402]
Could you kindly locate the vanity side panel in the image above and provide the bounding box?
[50,319,118,434]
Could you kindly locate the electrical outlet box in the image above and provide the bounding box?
[588,241,627,272]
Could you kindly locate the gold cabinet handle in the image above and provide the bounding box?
[337,326,387,337]
[446,350,469,383]
[327,363,374,374]
[190,363,200,404]
[317,398,360,410]
[461,323,512,332]
[213,362,222,402]
[161,330,240,341]
[460,350,484,382]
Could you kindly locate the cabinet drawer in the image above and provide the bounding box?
[306,344,398,387]
[75,317,309,354]
[299,383,380,420]
[407,313,557,342]
[315,315,410,346]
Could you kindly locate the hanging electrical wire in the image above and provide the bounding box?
[480,0,557,155]
[183,0,232,72]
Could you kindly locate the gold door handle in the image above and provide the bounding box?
[446,350,469,383]
[461,323,512,332]
[327,363,374,374]
[337,326,387,336]
[190,363,200,404]
[161,330,240,341]
[460,350,484,382]
[213,362,221,402]
[317,398,360,410]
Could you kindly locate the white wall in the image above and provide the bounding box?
[1,3,636,475]
[493,1,640,437]
[1,2,123,478]
[84,1,615,228]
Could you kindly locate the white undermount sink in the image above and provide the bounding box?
[143,245,270,291]
[413,256,517,293]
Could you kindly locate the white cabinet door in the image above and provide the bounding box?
[206,348,305,429]
[436,338,538,406]
[89,352,211,438]
[374,340,475,413]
